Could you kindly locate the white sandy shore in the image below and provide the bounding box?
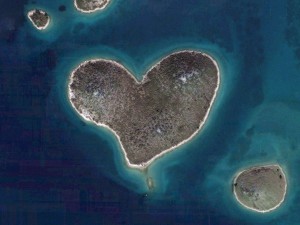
[233,164,287,213]
[68,50,220,170]
[27,10,50,30]
[74,0,111,13]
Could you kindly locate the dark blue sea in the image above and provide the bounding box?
[1,0,300,224]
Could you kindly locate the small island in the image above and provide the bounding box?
[68,51,219,168]
[27,9,50,30]
[74,0,111,13]
[233,164,287,213]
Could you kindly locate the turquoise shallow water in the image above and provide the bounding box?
[1,0,300,224]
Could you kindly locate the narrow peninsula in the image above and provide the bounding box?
[68,50,219,168]
[74,0,111,13]
[233,164,287,213]
[27,9,50,30]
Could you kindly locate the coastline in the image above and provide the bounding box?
[233,164,287,213]
[27,10,50,30]
[67,50,220,170]
[74,0,111,13]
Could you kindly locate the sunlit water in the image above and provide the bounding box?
[1,0,300,224]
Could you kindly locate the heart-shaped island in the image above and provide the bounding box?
[68,51,219,168]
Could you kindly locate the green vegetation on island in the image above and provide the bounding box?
[68,51,219,168]
[233,164,287,213]
[27,9,50,30]
[74,0,111,13]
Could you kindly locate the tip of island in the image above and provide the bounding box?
[27,9,50,30]
[74,0,111,13]
[68,50,220,169]
[233,164,287,213]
